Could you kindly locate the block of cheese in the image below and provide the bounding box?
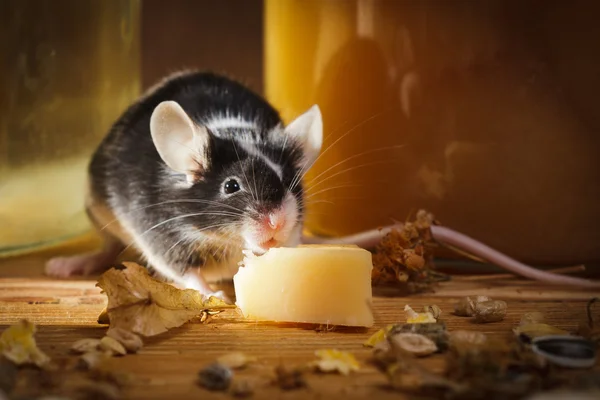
[233,245,374,327]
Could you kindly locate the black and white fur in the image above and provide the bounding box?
[46,71,322,299]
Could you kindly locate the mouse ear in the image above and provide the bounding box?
[150,100,210,182]
[283,104,323,168]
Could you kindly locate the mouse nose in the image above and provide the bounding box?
[267,212,285,231]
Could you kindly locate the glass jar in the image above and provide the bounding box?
[265,0,600,264]
[0,0,141,257]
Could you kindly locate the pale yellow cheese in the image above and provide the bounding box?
[233,245,374,327]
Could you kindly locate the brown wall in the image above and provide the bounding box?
[141,0,263,93]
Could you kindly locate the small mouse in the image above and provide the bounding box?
[46,70,600,293]
[46,71,322,300]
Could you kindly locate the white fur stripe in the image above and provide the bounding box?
[238,141,283,180]
[205,116,257,132]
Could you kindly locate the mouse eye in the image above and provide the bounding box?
[223,179,240,194]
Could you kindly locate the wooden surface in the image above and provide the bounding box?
[1,265,600,400]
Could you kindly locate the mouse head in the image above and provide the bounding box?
[150,101,322,254]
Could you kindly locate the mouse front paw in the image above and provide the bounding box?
[204,290,232,304]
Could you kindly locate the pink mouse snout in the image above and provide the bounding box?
[243,197,299,254]
[257,210,287,249]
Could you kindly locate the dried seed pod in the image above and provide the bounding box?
[70,339,102,354]
[197,363,232,391]
[216,352,256,369]
[519,312,545,326]
[404,250,425,270]
[454,296,491,317]
[230,380,254,397]
[474,300,507,323]
[99,336,127,356]
[389,333,438,356]
[389,323,448,350]
[422,305,442,320]
[531,335,597,368]
[106,328,143,353]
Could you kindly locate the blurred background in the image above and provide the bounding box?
[1,0,599,268]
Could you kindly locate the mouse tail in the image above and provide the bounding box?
[302,224,600,288]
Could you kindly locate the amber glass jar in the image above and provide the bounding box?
[0,0,141,256]
[265,0,600,264]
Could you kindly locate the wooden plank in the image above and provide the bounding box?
[1,276,599,399]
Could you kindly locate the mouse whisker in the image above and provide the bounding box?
[307,160,403,191]
[277,128,290,165]
[98,199,245,232]
[251,157,259,202]
[303,183,366,198]
[122,220,238,258]
[304,145,406,188]
[289,106,400,193]
[232,140,257,202]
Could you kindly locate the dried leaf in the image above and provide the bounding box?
[364,324,394,347]
[0,320,50,367]
[100,336,127,356]
[404,305,436,323]
[106,328,143,353]
[513,323,569,340]
[389,333,438,357]
[96,262,235,337]
[313,349,359,375]
[216,352,256,369]
[97,307,109,325]
[71,339,102,354]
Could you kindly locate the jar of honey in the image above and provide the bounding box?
[264,0,600,264]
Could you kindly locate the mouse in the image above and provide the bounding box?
[45,70,600,295]
[45,70,322,300]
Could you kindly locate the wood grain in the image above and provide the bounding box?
[1,274,599,399]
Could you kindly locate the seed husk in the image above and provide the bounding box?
[474,300,507,323]
[197,363,232,391]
